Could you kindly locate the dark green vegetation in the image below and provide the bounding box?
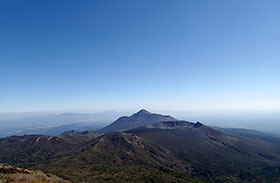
[128,121,280,182]
[0,131,99,167]
[34,132,200,183]
[1,110,280,183]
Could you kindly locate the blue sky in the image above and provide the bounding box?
[0,0,279,113]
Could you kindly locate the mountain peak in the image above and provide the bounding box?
[97,110,177,133]
[194,121,203,128]
[135,109,151,115]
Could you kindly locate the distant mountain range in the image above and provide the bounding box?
[0,111,127,137]
[1,109,280,183]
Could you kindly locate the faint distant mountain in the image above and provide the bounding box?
[97,109,177,133]
[0,111,127,137]
[213,127,264,137]
[213,127,280,145]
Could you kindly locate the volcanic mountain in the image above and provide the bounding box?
[97,109,177,133]
[1,110,280,182]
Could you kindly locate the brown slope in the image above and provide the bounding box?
[0,164,71,183]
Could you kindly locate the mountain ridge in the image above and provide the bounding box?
[1,110,280,182]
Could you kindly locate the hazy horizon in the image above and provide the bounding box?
[0,109,279,135]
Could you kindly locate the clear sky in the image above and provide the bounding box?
[0,0,279,113]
